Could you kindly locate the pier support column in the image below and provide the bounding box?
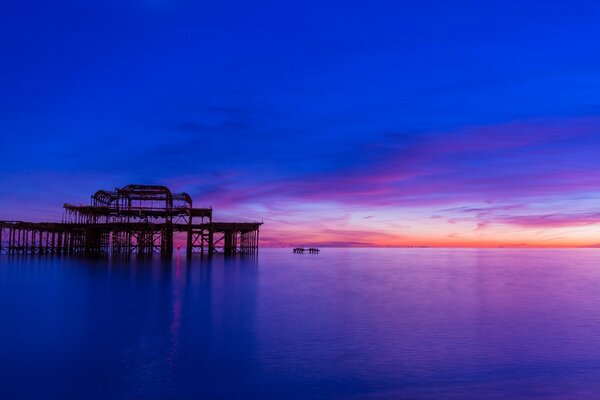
[224,231,233,255]
[208,227,214,256]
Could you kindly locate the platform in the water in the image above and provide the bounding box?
[0,184,262,256]
[293,247,320,254]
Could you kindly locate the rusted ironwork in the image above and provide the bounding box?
[0,184,261,256]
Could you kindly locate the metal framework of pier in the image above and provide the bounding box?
[0,184,261,256]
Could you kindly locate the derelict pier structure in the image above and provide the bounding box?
[0,184,261,256]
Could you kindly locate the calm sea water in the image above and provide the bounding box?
[2,248,600,399]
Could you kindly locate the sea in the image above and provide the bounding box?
[1,248,600,399]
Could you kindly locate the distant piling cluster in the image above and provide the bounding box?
[0,184,262,256]
[293,247,320,254]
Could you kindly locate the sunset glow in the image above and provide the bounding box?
[2,1,600,247]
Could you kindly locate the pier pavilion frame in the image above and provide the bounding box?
[0,184,261,256]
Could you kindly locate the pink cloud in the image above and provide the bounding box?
[193,117,600,212]
[500,212,600,228]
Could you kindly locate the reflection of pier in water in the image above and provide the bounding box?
[0,184,261,256]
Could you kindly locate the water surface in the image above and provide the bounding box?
[2,248,600,399]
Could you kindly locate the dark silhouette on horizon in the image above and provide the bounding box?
[0,184,261,256]
[293,247,320,254]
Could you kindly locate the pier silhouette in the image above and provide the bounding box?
[293,247,320,254]
[0,184,261,256]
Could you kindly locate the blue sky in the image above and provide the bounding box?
[2,1,600,246]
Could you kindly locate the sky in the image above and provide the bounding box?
[2,0,600,247]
